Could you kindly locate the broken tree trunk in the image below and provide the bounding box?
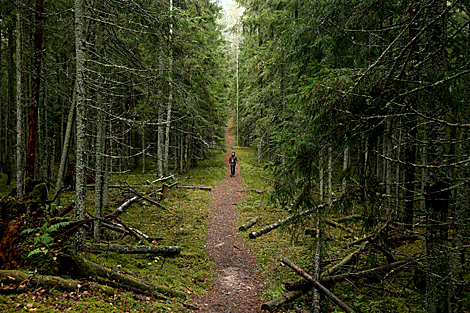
[261,290,304,312]
[282,258,355,313]
[77,257,187,299]
[0,270,114,296]
[87,243,180,256]
[249,200,338,239]
[239,216,259,231]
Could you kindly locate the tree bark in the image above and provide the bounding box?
[94,107,106,242]
[16,0,25,201]
[74,0,87,250]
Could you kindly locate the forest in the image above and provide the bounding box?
[0,0,469,312]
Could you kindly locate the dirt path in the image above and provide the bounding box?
[192,118,263,312]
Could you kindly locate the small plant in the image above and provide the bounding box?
[21,216,70,274]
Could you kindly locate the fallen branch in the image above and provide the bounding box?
[239,216,259,231]
[260,290,304,312]
[0,270,114,296]
[177,185,212,191]
[249,200,338,239]
[282,258,355,313]
[87,243,180,256]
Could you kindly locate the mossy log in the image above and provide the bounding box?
[0,270,114,296]
[260,290,304,312]
[77,258,187,299]
[87,243,180,256]
[282,258,355,313]
[239,216,259,231]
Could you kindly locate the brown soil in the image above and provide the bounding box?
[192,118,263,312]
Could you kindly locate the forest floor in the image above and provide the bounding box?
[192,118,263,312]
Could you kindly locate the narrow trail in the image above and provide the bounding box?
[192,118,263,312]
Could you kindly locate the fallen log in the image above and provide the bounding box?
[0,270,114,296]
[239,216,259,231]
[282,258,355,313]
[87,243,180,256]
[249,200,338,239]
[58,201,75,217]
[151,175,174,184]
[77,257,187,299]
[261,290,304,312]
[177,185,212,191]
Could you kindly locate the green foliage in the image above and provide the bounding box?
[21,218,70,273]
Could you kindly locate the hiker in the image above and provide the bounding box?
[229,151,238,177]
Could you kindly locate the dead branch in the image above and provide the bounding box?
[282,258,355,313]
[239,216,259,231]
[249,200,338,239]
[261,290,305,312]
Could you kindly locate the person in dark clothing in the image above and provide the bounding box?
[229,151,238,177]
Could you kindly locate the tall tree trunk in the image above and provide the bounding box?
[424,1,450,312]
[328,146,333,208]
[6,28,15,186]
[25,0,45,179]
[164,0,173,174]
[74,0,87,250]
[93,108,105,242]
[157,104,163,176]
[449,128,469,312]
[16,0,25,200]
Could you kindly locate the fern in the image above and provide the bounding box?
[27,248,49,258]
[47,221,70,232]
